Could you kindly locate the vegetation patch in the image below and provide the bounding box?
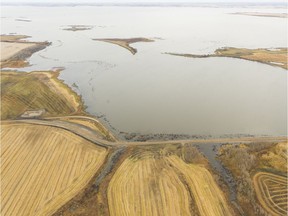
[165,47,288,69]
[1,71,84,119]
[218,142,287,215]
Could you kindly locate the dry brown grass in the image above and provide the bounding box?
[258,142,287,172]
[108,152,232,216]
[217,48,287,69]
[166,47,287,69]
[1,123,108,216]
[218,142,287,215]
[254,172,287,216]
[1,71,83,119]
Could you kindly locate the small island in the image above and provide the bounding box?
[93,37,154,55]
[62,25,93,31]
[165,47,288,70]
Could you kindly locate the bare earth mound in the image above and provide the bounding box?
[254,172,287,216]
[1,123,108,216]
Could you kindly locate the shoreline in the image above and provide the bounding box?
[0,34,51,68]
[165,47,288,70]
[1,70,85,119]
[232,12,288,18]
[2,119,287,146]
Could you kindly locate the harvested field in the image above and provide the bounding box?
[1,42,36,61]
[1,71,83,119]
[93,37,154,55]
[0,34,50,68]
[1,123,108,216]
[165,47,288,69]
[254,172,288,216]
[108,152,232,216]
[0,34,30,42]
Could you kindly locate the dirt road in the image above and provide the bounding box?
[2,119,286,147]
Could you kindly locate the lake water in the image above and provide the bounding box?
[1,5,287,137]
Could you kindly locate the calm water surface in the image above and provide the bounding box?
[2,6,287,136]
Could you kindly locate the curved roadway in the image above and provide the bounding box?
[2,119,287,147]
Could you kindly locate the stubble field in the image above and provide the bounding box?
[1,123,108,216]
[108,151,232,216]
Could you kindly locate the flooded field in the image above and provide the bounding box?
[1,5,287,137]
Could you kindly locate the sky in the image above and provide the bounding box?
[1,0,286,3]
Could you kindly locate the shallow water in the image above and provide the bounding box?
[1,5,287,136]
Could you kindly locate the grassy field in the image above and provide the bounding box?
[1,71,83,119]
[1,123,108,215]
[108,150,232,216]
[254,172,287,216]
[165,47,287,69]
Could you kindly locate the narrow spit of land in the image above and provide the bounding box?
[165,47,288,70]
[93,37,154,55]
[232,12,288,18]
[0,34,50,68]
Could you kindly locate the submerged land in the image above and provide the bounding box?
[93,37,154,55]
[165,47,288,70]
[1,35,287,216]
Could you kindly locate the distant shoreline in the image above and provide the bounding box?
[2,2,287,8]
